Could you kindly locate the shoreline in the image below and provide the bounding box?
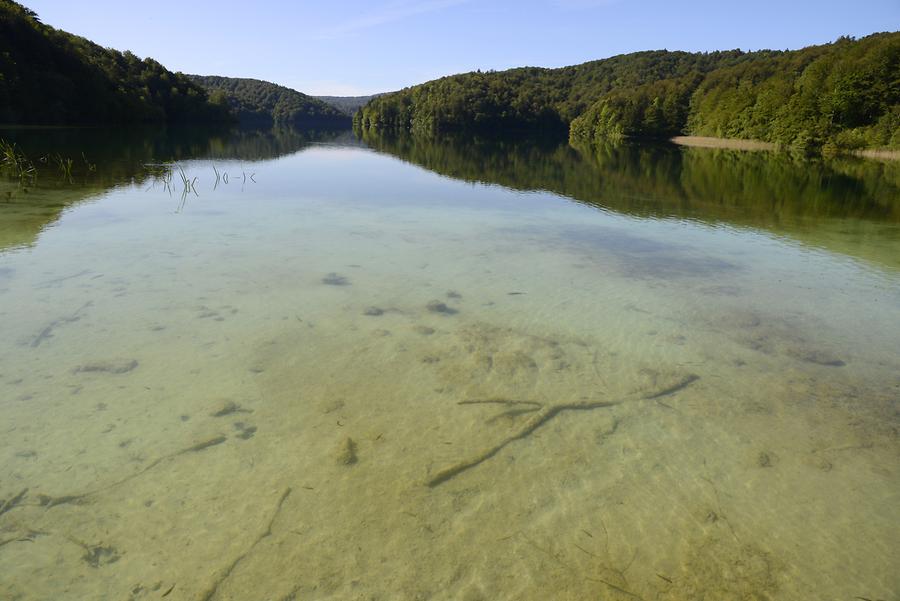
[671,135,900,161]
[851,148,900,162]
[670,136,776,151]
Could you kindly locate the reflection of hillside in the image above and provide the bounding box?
[1,181,99,251]
[359,130,900,270]
[2,125,351,166]
[0,125,351,251]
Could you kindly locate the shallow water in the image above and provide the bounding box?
[1,127,898,600]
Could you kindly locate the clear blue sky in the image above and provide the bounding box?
[24,0,900,96]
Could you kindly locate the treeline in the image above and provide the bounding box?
[355,50,752,136]
[685,34,899,152]
[0,1,231,125]
[189,76,350,128]
[356,33,899,153]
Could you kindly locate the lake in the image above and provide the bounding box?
[1,126,898,600]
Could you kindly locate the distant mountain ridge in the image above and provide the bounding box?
[314,95,382,117]
[188,75,350,128]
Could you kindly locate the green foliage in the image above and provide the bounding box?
[189,76,350,128]
[357,33,899,154]
[0,0,231,125]
[569,74,702,142]
[357,52,749,135]
[355,51,750,136]
[0,138,35,180]
[686,32,900,151]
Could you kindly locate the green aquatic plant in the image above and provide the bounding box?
[177,166,195,193]
[0,139,104,185]
[54,154,74,181]
[81,153,96,172]
[0,139,37,182]
[173,165,199,212]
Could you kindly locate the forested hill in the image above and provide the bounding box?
[356,33,900,153]
[190,76,350,128]
[0,1,231,125]
[354,50,757,135]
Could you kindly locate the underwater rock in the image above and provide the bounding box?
[336,437,358,466]
[186,436,227,452]
[788,348,846,367]
[363,306,384,316]
[813,457,833,472]
[82,545,120,568]
[426,300,457,315]
[757,451,778,468]
[233,422,257,440]
[593,415,619,444]
[322,272,350,286]
[196,308,220,319]
[210,400,250,417]
[73,359,138,375]
[446,290,462,299]
[0,488,28,516]
[36,493,85,508]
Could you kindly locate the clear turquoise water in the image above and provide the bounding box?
[0,127,898,600]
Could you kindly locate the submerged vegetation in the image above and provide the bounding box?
[0,138,99,184]
[356,33,900,155]
[0,138,35,181]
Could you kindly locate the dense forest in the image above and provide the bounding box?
[189,76,350,128]
[0,1,231,125]
[356,50,754,136]
[356,33,900,153]
[684,34,899,152]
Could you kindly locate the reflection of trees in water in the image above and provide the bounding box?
[2,125,353,180]
[579,142,900,225]
[359,130,900,270]
[0,125,353,251]
[197,127,361,162]
[359,130,900,225]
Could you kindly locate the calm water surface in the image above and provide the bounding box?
[1,127,898,600]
